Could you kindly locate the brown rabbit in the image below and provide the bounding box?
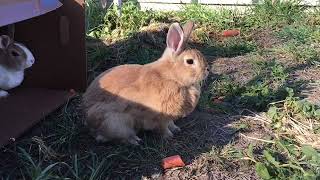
[82,21,209,145]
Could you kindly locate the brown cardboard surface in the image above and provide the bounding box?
[15,0,87,91]
[0,88,70,147]
[0,0,87,147]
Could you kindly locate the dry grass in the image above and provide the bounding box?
[247,113,320,149]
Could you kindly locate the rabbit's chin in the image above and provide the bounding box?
[191,75,207,88]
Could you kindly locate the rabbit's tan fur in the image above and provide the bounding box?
[83,21,209,145]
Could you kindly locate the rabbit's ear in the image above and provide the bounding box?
[100,0,107,8]
[182,21,194,43]
[0,35,11,49]
[166,23,184,55]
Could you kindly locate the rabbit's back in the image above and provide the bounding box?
[83,64,143,108]
[82,63,194,130]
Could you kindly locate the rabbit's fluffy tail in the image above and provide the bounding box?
[85,101,140,144]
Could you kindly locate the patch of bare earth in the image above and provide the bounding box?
[210,55,256,85]
[251,29,283,49]
[302,83,320,106]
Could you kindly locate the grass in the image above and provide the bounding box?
[207,59,290,111]
[1,0,320,179]
[240,88,320,179]
[86,0,170,39]
[244,0,306,28]
[273,24,320,65]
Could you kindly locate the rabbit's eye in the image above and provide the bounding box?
[186,59,194,65]
[11,50,20,57]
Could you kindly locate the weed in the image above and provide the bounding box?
[276,25,314,44]
[125,39,163,64]
[216,38,257,57]
[86,44,112,80]
[210,75,244,100]
[209,60,289,111]
[244,0,306,29]
[198,90,212,109]
[243,133,320,179]
[85,0,106,35]
[87,1,169,39]
[177,4,241,31]
[272,22,320,65]
[274,41,320,65]
[250,142,320,179]
[242,88,320,179]
[240,61,290,110]
[267,88,320,147]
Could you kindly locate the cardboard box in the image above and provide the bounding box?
[0,0,63,27]
[0,0,87,147]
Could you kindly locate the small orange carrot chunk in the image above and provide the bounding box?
[162,155,185,169]
[222,29,240,37]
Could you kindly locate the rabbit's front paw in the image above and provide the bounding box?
[127,135,142,146]
[162,128,174,139]
[0,90,9,98]
[189,86,200,100]
[95,135,109,143]
[168,121,181,134]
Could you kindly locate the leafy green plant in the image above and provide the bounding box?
[243,141,320,179]
[267,88,320,135]
[210,60,289,111]
[85,0,106,35]
[275,41,320,65]
[244,0,306,29]
[243,88,320,179]
[273,22,320,65]
[276,25,314,44]
[177,3,240,30]
[210,75,243,99]
[87,1,169,39]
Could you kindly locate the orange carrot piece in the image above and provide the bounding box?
[162,155,185,169]
[212,96,225,104]
[222,29,240,37]
[213,98,223,104]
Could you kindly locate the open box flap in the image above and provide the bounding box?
[0,0,62,27]
[0,88,71,147]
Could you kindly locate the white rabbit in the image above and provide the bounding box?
[0,35,35,98]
